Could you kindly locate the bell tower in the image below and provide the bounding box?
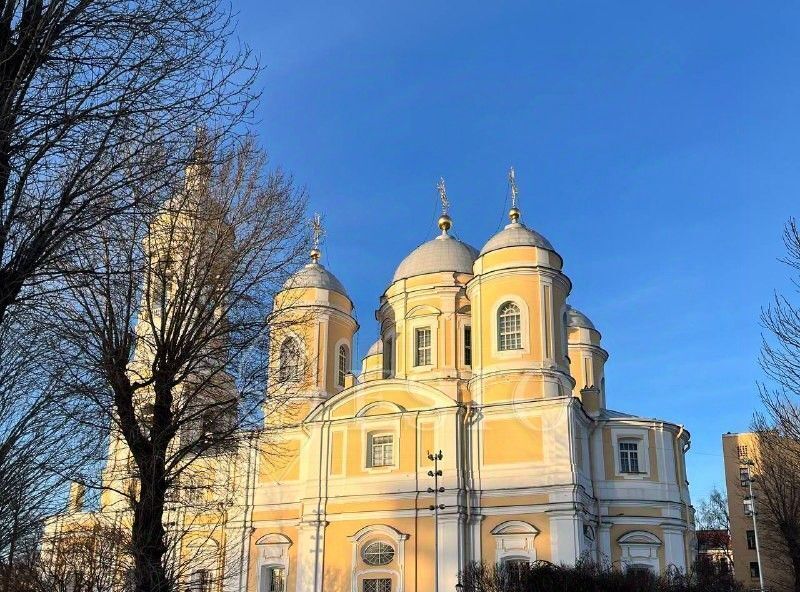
[268,215,357,425]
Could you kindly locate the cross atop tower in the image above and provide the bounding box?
[508,166,521,223]
[436,178,453,234]
[310,213,324,263]
[508,166,519,209]
[437,177,449,216]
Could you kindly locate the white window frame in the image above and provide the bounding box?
[362,579,392,592]
[259,565,286,592]
[490,296,530,357]
[611,429,651,479]
[255,534,292,592]
[619,440,641,474]
[278,336,303,383]
[362,418,400,473]
[497,301,523,351]
[348,525,408,592]
[337,342,350,388]
[369,433,394,468]
[361,541,396,566]
[414,326,432,367]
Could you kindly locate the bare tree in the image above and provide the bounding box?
[0,0,257,325]
[54,135,308,592]
[753,218,800,592]
[0,3,261,589]
[7,513,135,592]
[695,487,733,567]
[0,313,100,592]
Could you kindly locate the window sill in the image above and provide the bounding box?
[364,465,396,474]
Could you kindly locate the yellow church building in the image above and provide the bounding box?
[48,178,694,592]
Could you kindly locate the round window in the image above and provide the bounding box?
[362,541,395,566]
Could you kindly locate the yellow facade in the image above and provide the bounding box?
[47,202,694,592]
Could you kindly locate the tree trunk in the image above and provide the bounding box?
[132,456,170,592]
[792,550,800,592]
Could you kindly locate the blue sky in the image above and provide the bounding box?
[235,1,800,503]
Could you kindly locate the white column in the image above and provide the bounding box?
[295,520,326,592]
[549,510,582,565]
[662,526,687,572]
[597,522,612,567]
[437,513,465,592]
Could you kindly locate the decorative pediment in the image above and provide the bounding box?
[355,400,407,417]
[618,531,661,546]
[348,524,409,544]
[491,520,539,563]
[255,533,292,564]
[491,521,540,536]
[405,304,441,318]
[255,533,292,546]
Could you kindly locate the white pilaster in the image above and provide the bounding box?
[549,510,582,565]
[597,522,612,567]
[662,526,687,572]
[295,519,326,592]
[437,513,465,592]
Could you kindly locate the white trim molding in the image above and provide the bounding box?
[490,520,540,564]
[490,294,531,358]
[610,428,651,479]
[617,531,662,574]
[348,524,410,592]
[254,534,292,592]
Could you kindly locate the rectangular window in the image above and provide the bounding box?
[746,530,756,550]
[464,326,472,366]
[370,434,393,468]
[260,566,285,592]
[619,440,640,474]
[740,466,750,487]
[743,498,754,516]
[415,328,431,366]
[190,570,213,592]
[363,579,391,592]
[750,562,760,579]
[383,338,393,378]
[543,284,552,358]
[737,445,749,460]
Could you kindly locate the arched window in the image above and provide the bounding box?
[278,338,301,382]
[497,302,522,351]
[362,541,395,565]
[338,344,350,387]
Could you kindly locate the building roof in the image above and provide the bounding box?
[565,305,596,330]
[392,233,479,282]
[366,339,383,356]
[480,220,554,256]
[283,262,348,297]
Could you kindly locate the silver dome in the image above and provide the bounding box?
[283,262,348,297]
[565,305,596,330]
[392,234,479,282]
[365,339,383,357]
[480,221,554,256]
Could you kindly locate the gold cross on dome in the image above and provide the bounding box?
[509,166,519,209]
[437,177,449,215]
[311,213,324,251]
